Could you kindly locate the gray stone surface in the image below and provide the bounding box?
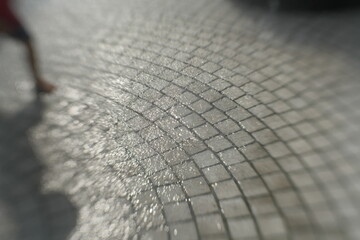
[1,0,360,239]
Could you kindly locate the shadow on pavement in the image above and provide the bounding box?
[228,0,360,63]
[230,0,360,12]
[0,98,77,240]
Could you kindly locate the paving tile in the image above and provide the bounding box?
[283,208,312,228]
[169,126,194,142]
[175,91,199,105]
[222,86,245,100]
[182,66,203,78]
[200,62,222,73]
[181,139,208,155]
[214,68,234,79]
[242,178,268,197]
[213,180,241,199]
[170,105,192,119]
[228,131,254,147]
[203,164,231,183]
[228,218,258,239]
[241,82,264,95]
[228,74,249,86]
[142,155,167,175]
[188,82,209,94]
[190,99,213,114]
[150,168,177,186]
[173,161,201,180]
[197,214,226,236]
[249,196,277,215]
[276,127,299,141]
[290,171,316,189]
[127,116,151,131]
[190,194,218,215]
[162,84,183,98]
[164,202,192,222]
[263,172,291,191]
[268,100,291,114]
[241,143,268,160]
[258,215,287,237]
[206,136,233,152]
[193,150,219,168]
[281,111,304,124]
[229,162,257,180]
[219,148,245,165]
[262,115,287,130]
[288,139,313,154]
[181,113,205,128]
[195,72,217,84]
[220,197,250,218]
[173,75,194,87]
[150,136,177,153]
[300,188,327,206]
[157,184,186,204]
[202,109,228,124]
[236,95,259,109]
[141,230,168,240]
[277,156,304,172]
[140,125,165,141]
[188,56,207,67]
[130,98,153,112]
[213,98,237,111]
[274,190,302,208]
[183,177,211,197]
[163,148,189,166]
[255,91,278,104]
[261,79,281,91]
[155,96,177,110]
[252,129,278,145]
[144,107,167,121]
[225,107,250,123]
[249,104,274,118]
[156,116,181,132]
[209,79,232,91]
[215,119,241,135]
[274,87,295,100]
[169,222,198,240]
[194,123,219,139]
[252,158,279,175]
[265,142,292,158]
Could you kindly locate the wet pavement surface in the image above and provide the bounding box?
[1,0,360,239]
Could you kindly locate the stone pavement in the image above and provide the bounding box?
[1,0,360,239]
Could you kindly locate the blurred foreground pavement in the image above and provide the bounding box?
[1,0,360,239]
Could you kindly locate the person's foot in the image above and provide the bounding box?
[35,79,56,94]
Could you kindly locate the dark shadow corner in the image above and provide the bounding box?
[0,98,77,240]
[229,0,360,13]
[227,0,360,64]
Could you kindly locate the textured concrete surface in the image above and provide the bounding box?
[1,0,360,239]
